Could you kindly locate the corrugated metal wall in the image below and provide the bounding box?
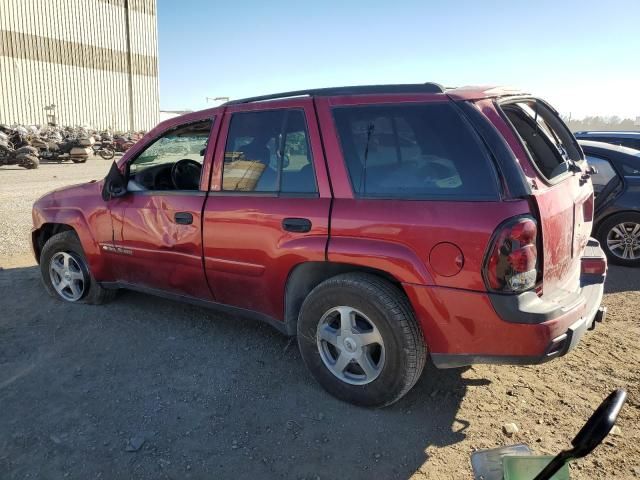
[0,0,159,131]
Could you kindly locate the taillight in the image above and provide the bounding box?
[484,216,539,293]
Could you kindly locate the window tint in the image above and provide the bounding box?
[128,120,212,191]
[585,155,618,194]
[332,103,498,199]
[222,109,316,193]
[502,100,581,181]
[619,138,640,150]
[620,160,640,176]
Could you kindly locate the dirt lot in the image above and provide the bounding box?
[1,158,639,479]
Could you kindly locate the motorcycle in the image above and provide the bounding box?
[113,135,136,153]
[92,140,116,160]
[0,132,39,169]
[471,389,627,479]
[30,136,92,164]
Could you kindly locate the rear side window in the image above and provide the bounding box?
[332,103,498,199]
[621,161,640,176]
[222,109,317,194]
[502,100,582,181]
[619,138,640,150]
[585,154,619,194]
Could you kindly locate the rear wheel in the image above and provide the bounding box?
[98,148,115,160]
[297,273,426,407]
[40,231,116,304]
[597,212,640,267]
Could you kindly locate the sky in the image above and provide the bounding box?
[157,0,640,119]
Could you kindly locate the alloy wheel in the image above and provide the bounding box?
[606,222,640,260]
[49,252,86,301]
[316,306,385,385]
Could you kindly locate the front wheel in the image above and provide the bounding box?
[597,212,640,267]
[297,273,426,407]
[40,231,117,304]
[99,148,115,160]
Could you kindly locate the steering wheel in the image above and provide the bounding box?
[171,159,202,190]
[419,161,457,181]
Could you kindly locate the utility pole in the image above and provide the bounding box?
[124,0,135,132]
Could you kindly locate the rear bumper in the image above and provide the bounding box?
[404,239,607,369]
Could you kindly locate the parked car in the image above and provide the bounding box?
[579,139,640,266]
[32,84,607,407]
[575,131,640,150]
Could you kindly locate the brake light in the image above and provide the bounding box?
[484,216,539,293]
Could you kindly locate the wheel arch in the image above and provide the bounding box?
[594,209,640,237]
[32,223,75,263]
[283,261,411,336]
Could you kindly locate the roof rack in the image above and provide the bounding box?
[223,83,445,105]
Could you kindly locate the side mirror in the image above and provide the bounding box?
[102,161,128,200]
[533,389,627,480]
[571,388,626,457]
[106,178,127,198]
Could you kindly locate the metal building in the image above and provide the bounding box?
[0,0,159,131]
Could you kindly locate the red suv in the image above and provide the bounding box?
[32,84,607,407]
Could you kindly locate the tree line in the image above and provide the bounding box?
[561,115,640,132]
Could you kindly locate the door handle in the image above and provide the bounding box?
[174,212,193,225]
[282,217,312,233]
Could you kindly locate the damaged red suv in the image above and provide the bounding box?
[32,84,607,407]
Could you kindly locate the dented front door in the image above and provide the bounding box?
[113,192,212,299]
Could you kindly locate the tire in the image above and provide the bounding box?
[40,231,117,304]
[19,155,39,169]
[99,148,115,160]
[297,273,426,407]
[597,212,640,267]
[71,157,88,163]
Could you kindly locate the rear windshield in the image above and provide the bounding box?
[502,100,582,181]
[332,103,498,199]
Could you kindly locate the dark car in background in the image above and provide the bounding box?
[575,131,640,150]
[580,139,640,266]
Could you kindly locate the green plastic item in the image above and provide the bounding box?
[503,456,570,480]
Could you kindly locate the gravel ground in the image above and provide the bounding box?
[0,157,114,258]
[1,158,639,479]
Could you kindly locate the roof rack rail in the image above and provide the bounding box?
[223,83,445,105]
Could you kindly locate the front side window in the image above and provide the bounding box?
[222,109,317,194]
[332,103,498,199]
[128,120,212,191]
[585,154,619,194]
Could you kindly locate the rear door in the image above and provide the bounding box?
[499,99,594,293]
[201,98,331,321]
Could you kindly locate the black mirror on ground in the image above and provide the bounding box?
[571,388,626,457]
[533,389,627,480]
[101,161,128,200]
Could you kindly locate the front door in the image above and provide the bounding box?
[111,116,217,300]
[202,99,332,321]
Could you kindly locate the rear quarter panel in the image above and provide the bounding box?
[314,95,532,288]
[328,199,531,289]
